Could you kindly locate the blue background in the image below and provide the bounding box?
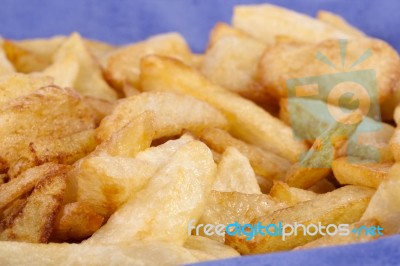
[0,0,399,265]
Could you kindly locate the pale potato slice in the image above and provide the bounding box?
[140,56,307,162]
[232,4,349,44]
[296,219,380,250]
[43,33,117,101]
[332,157,392,188]
[317,11,365,37]
[184,235,239,261]
[362,163,400,234]
[0,86,96,177]
[285,112,362,188]
[199,128,290,180]
[0,241,200,266]
[52,202,104,241]
[102,32,193,91]
[97,91,228,142]
[74,136,193,217]
[0,73,53,104]
[259,38,400,102]
[83,38,115,59]
[208,23,250,48]
[198,191,286,242]
[270,181,317,206]
[86,140,216,245]
[0,165,68,243]
[225,185,375,254]
[213,147,261,194]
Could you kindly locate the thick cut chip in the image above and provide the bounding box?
[198,191,286,242]
[16,36,65,65]
[259,38,400,102]
[232,4,349,44]
[316,11,365,37]
[199,128,290,180]
[74,136,193,217]
[0,165,69,243]
[308,178,336,193]
[270,181,317,206]
[0,86,96,177]
[285,112,362,188]
[332,157,391,188]
[362,163,400,234]
[140,56,307,162]
[43,33,117,101]
[86,140,216,245]
[0,41,15,75]
[296,219,380,250]
[102,33,193,91]
[0,73,53,105]
[389,128,400,162]
[82,96,116,125]
[97,91,228,142]
[225,185,375,254]
[213,147,261,194]
[52,202,104,241]
[207,23,250,48]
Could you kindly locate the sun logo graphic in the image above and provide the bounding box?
[286,39,381,166]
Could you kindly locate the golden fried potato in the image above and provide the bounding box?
[97,91,228,142]
[0,73,53,105]
[0,86,96,177]
[43,33,117,101]
[232,4,349,44]
[75,135,193,217]
[52,202,104,241]
[0,164,69,243]
[198,191,286,242]
[208,23,250,48]
[16,36,65,65]
[86,140,216,245]
[270,181,317,206]
[285,112,362,188]
[0,40,15,75]
[296,219,379,250]
[308,178,336,193]
[389,128,400,161]
[199,128,290,180]
[332,157,391,188]
[184,235,239,261]
[82,96,116,125]
[225,185,375,254]
[259,38,400,102]
[83,38,115,59]
[317,11,365,37]
[140,56,307,162]
[102,33,193,91]
[362,163,400,234]
[213,147,261,194]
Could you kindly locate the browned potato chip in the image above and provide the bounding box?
[259,38,400,102]
[316,11,365,37]
[199,128,290,180]
[296,219,379,250]
[0,86,96,177]
[232,4,349,44]
[52,202,104,241]
[225,185,375,254]
[97,91,228,142]
[140,55,307,162]
[270,181,317,206]
[102,33,193,91]
[332,157,391,188]
[0,164,69,243]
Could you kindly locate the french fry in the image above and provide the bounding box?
[225,185,375,254]
[317,11,365,37]
[259,38,400,102]
[332,157,391,188]
[102,33,193,91]
[296,219,380,250]
[0,165,69,243]
[213,147,261,194]
[52,202,104,241]
[184,235,239,261]
[97,91,228,142]
[86,140,216,245]
[207,23,250,48]
[285,112,362,188]
[140,55,308,162]
[232,4,349,44]
[270,181,317,206]
[389,128,400,161]
[362,163,400,234]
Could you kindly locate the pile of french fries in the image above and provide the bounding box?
[0,4,399,265]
